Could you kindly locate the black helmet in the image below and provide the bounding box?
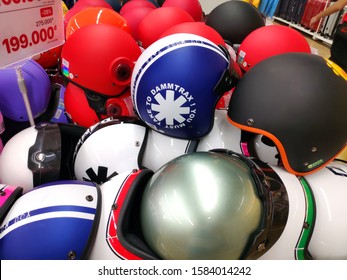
[227,53,347,175]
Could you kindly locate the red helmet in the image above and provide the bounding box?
[60,24,141,96]
[32,45,63,69]
[65,7,131,40]
[120,0,157,15]
[64,83,136,127]
[137,6,194,48]
[237,25,312,72]
[121,5,156,41]
[162,0,203,22]
[160,21,226,47]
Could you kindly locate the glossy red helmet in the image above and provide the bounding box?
[237,25,312,72]
[60,24,142,96]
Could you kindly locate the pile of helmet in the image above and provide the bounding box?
[0,0,347,260]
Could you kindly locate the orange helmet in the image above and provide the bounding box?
[65,7,131,40]
[60,24,142,96]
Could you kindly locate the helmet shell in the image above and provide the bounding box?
[65,7,131,40]
[162,0,203,22]
[228,53,347,175]
[0,59,51,122]
[63,0,113,31]
[131,33,232,139]
[73,118,146,183]
[137,6,194,48]
[140,151,263,259]
[237,25,311,72]
[0,180,100,260]
[205,0,264,45]
[60,24,142,96]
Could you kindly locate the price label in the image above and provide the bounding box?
[0,0,64,68]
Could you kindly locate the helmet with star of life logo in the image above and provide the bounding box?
[0,122,86,193]
[73,116,147,184]
[60,23,142,97]
[0,180,101,260]
[88,150,288,260]
[131,33,239,140]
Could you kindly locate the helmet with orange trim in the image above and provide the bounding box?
[227,53,347,175]
[237,25,311,72]
[65,7,131,40]
[0,122,86,193]
[0,180,100,260]
[131,33,238,140]
[60,24,142,97]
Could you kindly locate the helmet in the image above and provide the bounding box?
[0,59,51,122]
[64,82,137,127]
[60,24,142,96]
[137,6,194,48]
[142,109,242,172]
[205,0,265,46]
[32,45,63,69]
[139,150,287,259]
[87,170,145,260]
[63,0,113,31]
[65,7,131,40]
[160,21,226,46]
[0,180,100,260]
[0,122,86,193]
[120,4,156,41]
[120,0,157,15]
[227,53,347,175]
[121,0,159,10]
[73,117,147,183]
[237,25,312,72]
[162,0,203,22]
[131,33,238,139]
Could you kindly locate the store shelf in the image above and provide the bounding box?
[273,16,333,45]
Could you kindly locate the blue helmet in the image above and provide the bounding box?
[131,33,237,140]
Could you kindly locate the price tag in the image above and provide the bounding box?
[0,0,64,68]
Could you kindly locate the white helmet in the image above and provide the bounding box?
[142,109,242,171]
[73,117,147,183]
[0,122,85,193]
